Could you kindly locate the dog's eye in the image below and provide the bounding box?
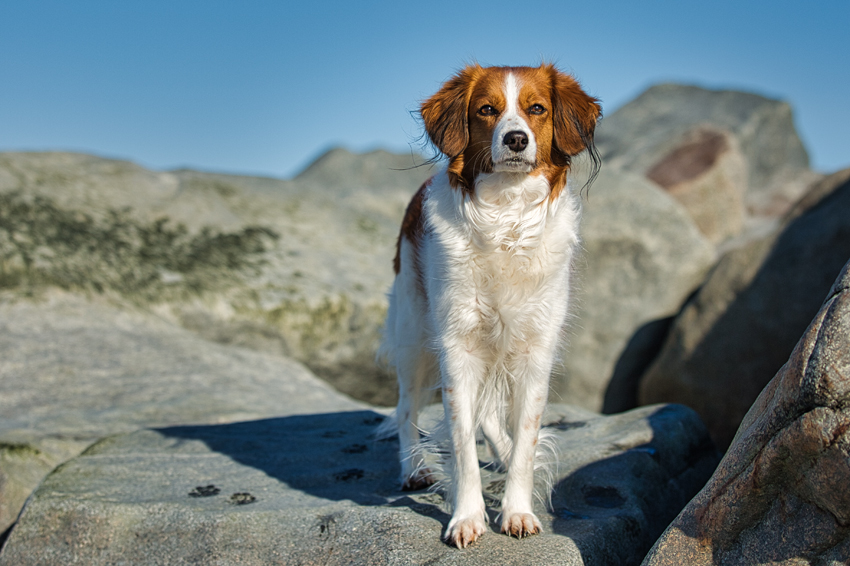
[478,105,498,116]
[528,104,546,115]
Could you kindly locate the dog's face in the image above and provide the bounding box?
[421,64,601,193]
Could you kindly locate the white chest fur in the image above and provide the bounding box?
[423,171,579,358]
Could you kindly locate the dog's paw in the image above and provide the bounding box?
[501,512,542,539]
[401,468,435,491]
[445,515,487,548]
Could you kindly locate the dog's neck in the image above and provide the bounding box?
[457,171,562,255]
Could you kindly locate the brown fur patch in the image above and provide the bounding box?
[393,178,430,276]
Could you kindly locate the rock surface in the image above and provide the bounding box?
[0,291,366,535]
[558,168,715,409]
[0,149,432,407]
[0,404,719,566]
[595,83,815,219]
[639,169,850,449]
[642,258,850,565]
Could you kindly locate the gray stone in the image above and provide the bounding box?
[639,168,850,449]
[0,291,366,534]
[0,149,434,407]
[642,258,850,566]
[596,83,816,219]
[0,404,719,565]
[556,167,715,410]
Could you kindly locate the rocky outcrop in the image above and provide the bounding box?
[0,404,719,566]
[0,150,431,407]
[0,291,366,535]
[0,84,818,417]
[596,83,815,221]
[595,83,821,260]
[642,258,850,565]
[638,169,850,449]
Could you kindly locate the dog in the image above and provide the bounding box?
[379,63,601,548]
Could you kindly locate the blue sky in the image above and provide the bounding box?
[1,1,847,179]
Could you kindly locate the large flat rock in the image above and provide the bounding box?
[0,404,719,565]
[0,291,365,535]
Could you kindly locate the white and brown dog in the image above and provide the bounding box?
[379,63,601,548]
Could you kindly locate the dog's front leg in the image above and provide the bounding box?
[499,349,553,538]
[441,346,488,548]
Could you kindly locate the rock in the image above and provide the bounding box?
[645,128,747,244]
[641,258,850,565]
[0,291,366,535]
[596,83,817,220]
[0,149,434,407]
[0,403,719,565]
[639,168,850,449]
[556,168,715,410]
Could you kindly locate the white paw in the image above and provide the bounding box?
[501,511,542,539]
[445,515,487,548]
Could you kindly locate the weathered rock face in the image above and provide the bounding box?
[0,149,432,407]
[642,258,850,566]
[596,83,814,220]
[557,168,715,410]
[639,169,850,449]
[0,291,366,535]
[0,404,719,566]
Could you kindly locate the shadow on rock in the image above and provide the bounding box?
[158,410,407,507]
[548,405,718,564]
[154,404,718,565]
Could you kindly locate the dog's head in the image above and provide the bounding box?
[421,64,601,194]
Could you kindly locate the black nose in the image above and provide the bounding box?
[503,130,529,152]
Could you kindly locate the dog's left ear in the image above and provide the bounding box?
[548,66,602,160]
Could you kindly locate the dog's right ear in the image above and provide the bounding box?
[420,65,481,159]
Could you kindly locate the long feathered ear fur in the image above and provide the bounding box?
[548,65,602,185]
[420,65,482,160]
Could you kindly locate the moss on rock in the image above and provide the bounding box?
[0,191,278,301]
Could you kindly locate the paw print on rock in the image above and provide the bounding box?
[229,492,257,505]
[188,485,221,497]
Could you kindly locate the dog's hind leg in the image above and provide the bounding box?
[481,408,512,470]
[395,345,437,490]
